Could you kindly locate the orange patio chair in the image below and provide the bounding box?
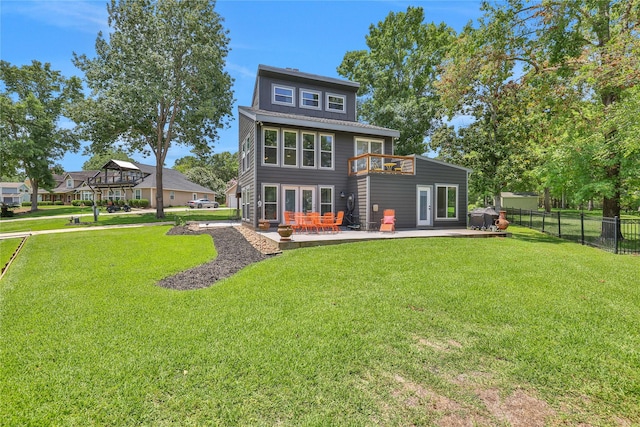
[380,209,395,233]
[292,212,307,233]
[319,212,334,233]
[330,211,344,233]
[305,212,320,233]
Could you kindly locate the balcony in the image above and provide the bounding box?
[87,172,145,187]
[348,154,415,176]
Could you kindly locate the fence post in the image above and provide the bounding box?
[542,212,546,233]
[580,213,585,245]
[519,208,522,225]
[614,216,619,254]
[529,210,533,228]
[558,210,561,238]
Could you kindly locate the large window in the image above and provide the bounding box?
[242,186,251,221]
[320,134,334,169]
[300,89,320,109]
[326,93,346,113]
[319,187,333,215]
[283,130,298,167]
[273,85,295,106]
[263,128,278,165]
[436,185,458,219]
[263,185,278,220]
[302,132,316,167]
[355,138,384,171]
[241,134,251,173]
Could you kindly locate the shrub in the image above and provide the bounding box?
[54,201,64,205]
[22,202,32,207]
[138,199,150,208]
[71,200,82,206]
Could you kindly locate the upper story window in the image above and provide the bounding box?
[241,134,251,173]
[66,179,73,188]
[283,130,298,167]
[273,85,295,106]
[301,132,316,168]
[300,89,321,110]
[326,93,346,113]
[320,134,334,169]
[263,128,279,165]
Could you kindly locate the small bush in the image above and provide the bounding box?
[71,200,82,206]
[138,199,149,208]
[22,202,32,207]
[54,201,64,205]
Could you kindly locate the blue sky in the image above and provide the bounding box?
[1,0,483,171]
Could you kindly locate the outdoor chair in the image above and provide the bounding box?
[330,211,344,233]
[320,212,334,232]
[380,209,395,233]
[305,212,320,233]
[293,212,307,233]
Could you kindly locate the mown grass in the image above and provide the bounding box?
[0,238,22,269]
[1,226,638,425]
[0,208,235,233]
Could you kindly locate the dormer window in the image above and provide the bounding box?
[300,89,320,110]
[66,179,73,188]
[273,85,295,106]
[326,93,346,113]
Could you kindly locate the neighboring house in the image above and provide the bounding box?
[86,160,215,207]
[237,64,471,229]
[32,171,98,204]
[501,192,539,211]
[225,181,239,210]
[0,182,30,206]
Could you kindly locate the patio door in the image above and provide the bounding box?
[283,185,316,213]
[417,185,432,226]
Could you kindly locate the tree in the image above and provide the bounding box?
[433,7,537,209]
[337,7,455,155]
[73,0,234,218]
[0,60,82,211]
[173,150,238,189]
[82,148,135,170]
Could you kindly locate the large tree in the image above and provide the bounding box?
[173,151,238,197]
[337,7,455,155]
[73,0,234,218]
[0,60,82,211]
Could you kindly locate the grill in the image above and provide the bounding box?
[468,207,499,230]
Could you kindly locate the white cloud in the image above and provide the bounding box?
[4,0,108,34]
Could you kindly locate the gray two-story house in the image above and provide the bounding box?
[238,65,470,230]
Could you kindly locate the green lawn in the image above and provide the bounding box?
[0,238,22,269]
[1,226,638,425]
[0,208,235,233]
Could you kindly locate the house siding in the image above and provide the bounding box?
[257,75,357,122]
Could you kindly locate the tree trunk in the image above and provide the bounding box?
[155,159,165,219]
[543,187,551,212]
[30,178,39,212]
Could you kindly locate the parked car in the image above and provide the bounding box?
[188,199,219,209]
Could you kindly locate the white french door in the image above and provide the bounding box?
[282,185,316,213]
[417,185,432,226]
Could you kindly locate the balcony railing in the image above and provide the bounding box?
[87,173,145,186]
[348,154,414,176]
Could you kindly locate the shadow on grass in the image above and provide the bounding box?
[508,227,574,245]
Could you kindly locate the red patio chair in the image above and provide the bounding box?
[380,209,395,233]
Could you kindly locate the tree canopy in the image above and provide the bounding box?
[73,0,234,218]
[82,148,135,171]
[173,151,238,197]
[0,60,82,211]
[337,7,455,155]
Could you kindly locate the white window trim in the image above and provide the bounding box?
[272,84,295,106]
[261,183,280,222]
[300,89,321,110]
[319,133,335,170]
[262,127,280,167]
[301,131,317,169]
[326,93,346,113]
[241,134,250,173]
[241,185,251,222]
[66,179,73,188]
[281,129,299,168]
[435,183,459,221]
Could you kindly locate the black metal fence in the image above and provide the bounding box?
[504,208,640,255]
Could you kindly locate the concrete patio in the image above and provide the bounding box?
[257,227,510,250]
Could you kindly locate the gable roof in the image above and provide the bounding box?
[132,163,214,193]
[239,106,400,138]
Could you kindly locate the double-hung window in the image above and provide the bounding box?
[283,130,298,167]
[319,187,334,215]
[436,185,458,220]
[320,134,334,169]
[263,184,278,221]
[263,128,279,165]
[242,186,251,221]
[326,93,346,113]
[301,132,316,168]
[300,89,321,109]
[273,85,295,106]
[241,135,250,173]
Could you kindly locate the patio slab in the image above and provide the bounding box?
[257,227,510,250]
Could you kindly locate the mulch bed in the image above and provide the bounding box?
[157,226,275,291]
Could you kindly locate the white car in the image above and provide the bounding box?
[187,199,219,209]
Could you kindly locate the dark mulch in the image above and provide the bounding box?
[157,226,267,290]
